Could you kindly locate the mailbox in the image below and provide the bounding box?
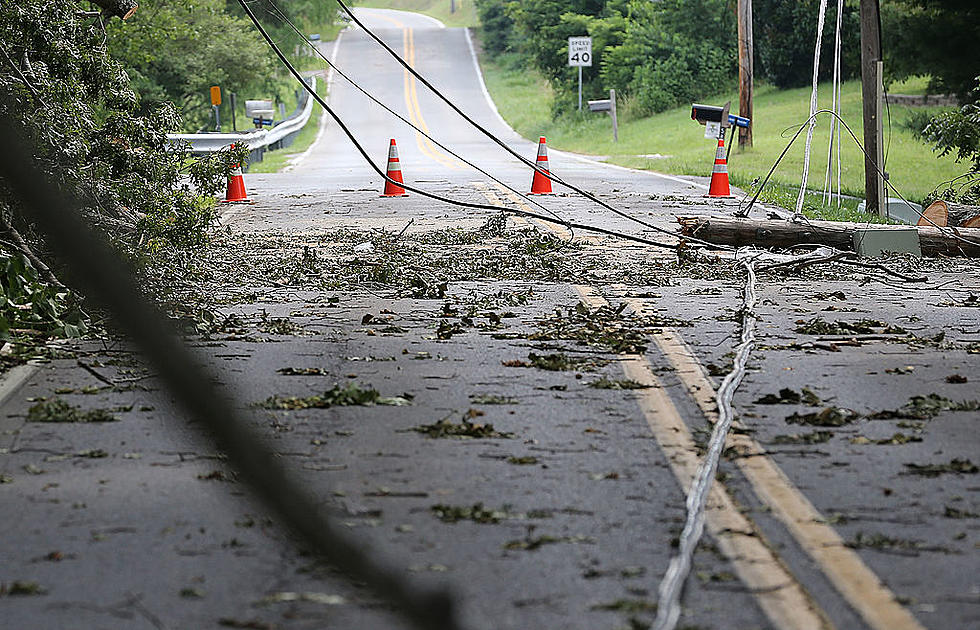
[691,102,750,129]
[588,99,611,113]
[691,103,726,124]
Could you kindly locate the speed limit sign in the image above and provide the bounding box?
[568,37,592,67]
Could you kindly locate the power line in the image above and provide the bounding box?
[237,0,700,252]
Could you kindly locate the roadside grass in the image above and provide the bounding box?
[479,54,965,210]
[350,0,478,27]
[247,77,327,174]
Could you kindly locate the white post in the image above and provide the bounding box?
[610,89,618,142]
[578,66,583,111]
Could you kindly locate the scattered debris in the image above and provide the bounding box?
[845,532,952,555]
[588,378,651,390]
[786,407,859,427]
[1,581,46,596]
[770,431,833,445]
[903,458,978,477]
[26,399,119,423]
[945,374,968,384]
[943,505,978,519]
[469,394,518,405]
[277,367,328,376]
[259,383,411,409]
[869,394,980,420]
[531,301,690,354]
[256,591,346,606]
[589,598,658,613]
[411,411,513,439]
[506,456,539,465]
[849,433,922,445]
[431,503,507,524]
[503,352,609,372]
[795,318,907,336]
[503,533,594,551]
[753,387,821,405]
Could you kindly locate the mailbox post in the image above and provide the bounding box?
[587,89,618,142]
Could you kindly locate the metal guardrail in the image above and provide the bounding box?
[167,76,317,163]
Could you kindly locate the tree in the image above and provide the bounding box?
[106,0,275,131]
[923,78,980,203]
[882,0,980,101]
[752,0,860,89]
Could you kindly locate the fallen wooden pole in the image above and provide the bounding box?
[677,215,980,258]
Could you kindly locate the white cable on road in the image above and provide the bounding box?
[653,255,759,630]
[796,0,829,216]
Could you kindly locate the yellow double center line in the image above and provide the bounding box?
[362,10,463,171]
[474,185,925,630]
[401,27,464,170]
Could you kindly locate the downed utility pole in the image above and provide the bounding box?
[677,215,980,257]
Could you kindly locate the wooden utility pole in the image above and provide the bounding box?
[860,0,885,216]
[737,0,753,148]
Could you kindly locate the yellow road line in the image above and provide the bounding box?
[614,291,927,630]
[574,286,829,630]
[463,185,830,626]
[401,28,464,170]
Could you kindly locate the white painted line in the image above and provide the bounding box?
[358,7,445,29]
[284,31,346,173]
[464,28,519,138]
[0,362,40,407]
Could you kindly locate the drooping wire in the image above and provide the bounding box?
[331,0,733,251]
[796,0,829,216]
[263,2,575,242]
[236,0,693,253]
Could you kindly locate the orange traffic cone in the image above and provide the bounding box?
[706,134,733,198]
[222,143,249,203]
[381,139,408,197]
[529,136,553,195]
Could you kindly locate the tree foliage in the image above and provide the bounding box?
[0,0,238,332]
[882,0,980,100]
[753,0,860,89]
[106,0,275,132]
[922,78,980,202]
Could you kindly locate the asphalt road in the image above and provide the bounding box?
[1,8,977,630]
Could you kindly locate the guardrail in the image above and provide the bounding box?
[167,76,317,165]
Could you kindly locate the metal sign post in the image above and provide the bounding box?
[568,36,592,111]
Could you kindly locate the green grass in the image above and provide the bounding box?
[887,75,931,95]
[480,55,966,208]
[350,0,479,28]
[247,78,327,174]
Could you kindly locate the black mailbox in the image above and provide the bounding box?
[691,102,729,125]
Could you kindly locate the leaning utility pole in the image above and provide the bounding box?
[860,0,885,215]
[737,0,753,148]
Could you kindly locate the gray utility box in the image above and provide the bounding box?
[853,227,921,257]
[856,197,923,225]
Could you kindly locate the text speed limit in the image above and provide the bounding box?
[568,37,592,67]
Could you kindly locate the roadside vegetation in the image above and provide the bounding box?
[0,1,339,352]
[480,55,966,210]
[470,0,978,215]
